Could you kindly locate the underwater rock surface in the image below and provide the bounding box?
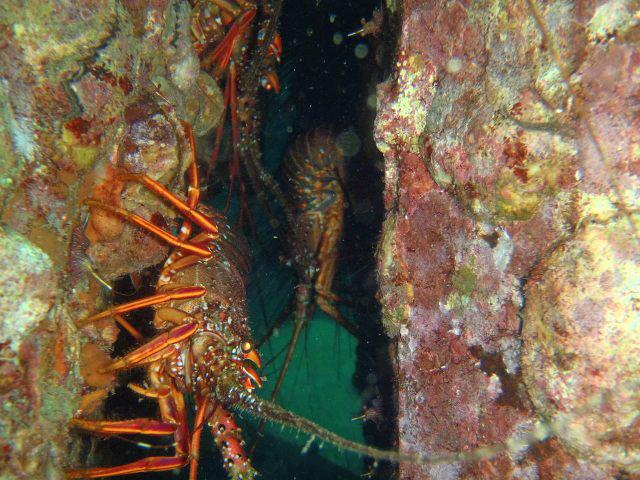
[0,1,223,477]
[375,0,640,479]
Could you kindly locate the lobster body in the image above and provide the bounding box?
[283,128,345,297]
[282,128,353,332]
[70,125,262,480]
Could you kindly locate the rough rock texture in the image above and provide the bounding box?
[0,1,223,477]
[375,1,640,479]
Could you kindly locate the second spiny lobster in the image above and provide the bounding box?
[190,0,282,208]
[68,123,438,480]
[258,128,359,409]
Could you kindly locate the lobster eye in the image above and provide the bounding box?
[241,341,252,353]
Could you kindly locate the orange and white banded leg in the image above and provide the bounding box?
[188,396,214,480]
[210,404,257,480]
[86,201,212,257]
[77,286,206,327]
[111,174,218,235]
[102,322,200,373]
[67,383,191,479]
[177,120,204,242]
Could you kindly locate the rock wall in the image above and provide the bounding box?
[375,1,640,479]
[0,1,222,477]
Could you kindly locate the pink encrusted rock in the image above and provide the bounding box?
[375,0,640,478]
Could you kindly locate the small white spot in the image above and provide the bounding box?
[445,57,463,74]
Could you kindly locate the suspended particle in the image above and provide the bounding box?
[335,129,361,157]
[354,43,369,59]
[306,27,314,37]
[333,32,343,45]
[286,126,293,133]
[329,13,336,23]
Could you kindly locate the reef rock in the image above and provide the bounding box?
[0,1,223,477]
[375,1,640,479]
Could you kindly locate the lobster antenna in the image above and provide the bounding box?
[235,378,640,467]
[233,395,551,465]
[241,0,285,95]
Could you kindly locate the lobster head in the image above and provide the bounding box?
[189,331,263,398]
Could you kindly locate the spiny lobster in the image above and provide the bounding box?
[190,0,282,208]
[282,128,355,334]
[70,122,261,479]
[264,128,360,405]
[68,123,447,480]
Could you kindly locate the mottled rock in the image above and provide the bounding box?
[523,216,640,472]
[0,227,56,352]
[0,0,224,477]
[375,0,640,478]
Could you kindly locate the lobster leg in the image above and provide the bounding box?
[269,284,311,404]
[315,290,359,338]
[77,286,206,326]
[128,382,171,399]
[149,371,191,458]
[69,418,177,436]
[103,322,199,372]
[189,396,213,480]
[66,456,189,478]
[86,201,212,257]
[210,404,257,480]
[113,313,144,340]
[177,120,203,242]
[67,377,191,479]
[313,219,359,337]
[114,174,218,235]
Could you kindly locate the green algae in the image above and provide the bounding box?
[451,264,478,297]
